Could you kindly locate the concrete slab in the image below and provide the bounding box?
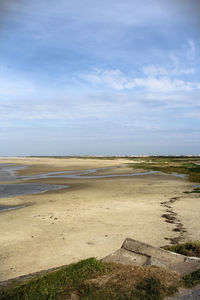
[102,238,200,275]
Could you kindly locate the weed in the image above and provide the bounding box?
[163,241,200,257]
[128,157,200,183]
[184,188,200,194]
[183,269,200,287]
[0,258,111,300]
[0,261,181,300]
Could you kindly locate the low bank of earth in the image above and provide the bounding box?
[1,241,200,300]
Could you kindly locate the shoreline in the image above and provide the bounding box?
[0,157,199,282]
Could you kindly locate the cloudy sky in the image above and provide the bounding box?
[0,0,200,155]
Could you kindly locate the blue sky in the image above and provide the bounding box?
[0,0,200,155]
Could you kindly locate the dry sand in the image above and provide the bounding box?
[0,157,199,281]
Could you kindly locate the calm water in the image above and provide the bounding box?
[0,164,159,181]
[0,204,26,212]
[0,182,69,198]
[0,163,187,211]
[0,164,69,212]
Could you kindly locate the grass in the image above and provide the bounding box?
[184,188,200,194]
[0,258,111,300]
[0,259,181,300]
[183,269,200,288]
[163,241,200,288]
[80,275,178,300]
[22,156,200,183]
[128,156,200,183]
[132,276,178,300]
[2,242,200,300]
[78,264,181,300]
[163,241,200,257]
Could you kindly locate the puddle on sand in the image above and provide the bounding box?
[0,164,158,182]
[170,172,187,179]
[0,183,69,199]
[0,164,69,199]
[0,163,187,182]
[0,163,187,202]
[0,204,26,213]
[32,169,158,179]
[0,164,27,182]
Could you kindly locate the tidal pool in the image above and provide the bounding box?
[0,163,186,202]
[0,183,69,198]
[0,204,26,213]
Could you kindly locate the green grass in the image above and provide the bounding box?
[163,241,200,257]
[163,241,200,288]
[2,240,200,300]
[0,258,111,300]
[28,156,200,183]
[184,188,200,194]
[128,157,200,183]
[0,259,181,300]
[80,275,178,300]
[183,269,200,287]
[72,264,180,300]
[3,252,200,299]
[131,276,178,300]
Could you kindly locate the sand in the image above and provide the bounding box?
[0,157,199,281]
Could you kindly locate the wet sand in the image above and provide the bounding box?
[0,157,199,281]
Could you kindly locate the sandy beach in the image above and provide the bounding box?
[0,157,199,281]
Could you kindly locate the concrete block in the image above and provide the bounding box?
[102,238,200,275]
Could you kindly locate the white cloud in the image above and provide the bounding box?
[135,77,200,92]
[0,62,199,126]
[142,64,195,77]
[82,69,135,90]
[82,68,200,93]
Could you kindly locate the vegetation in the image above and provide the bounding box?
[28,155,200,182]
[163,241,200,288]
[128,156,200,183]
[0,258,110,300]
[1,157,200,299]
[183,269,200,288]
[0,258,181,300]
[163,241,200,259]
[184,188,200,194]
[2,241,200,299]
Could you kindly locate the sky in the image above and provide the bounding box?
[0,0,200,156]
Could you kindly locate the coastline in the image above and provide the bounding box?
[0,157,199,281]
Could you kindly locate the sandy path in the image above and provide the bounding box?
[0,158,198,281]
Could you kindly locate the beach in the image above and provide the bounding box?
[0,157,199,281]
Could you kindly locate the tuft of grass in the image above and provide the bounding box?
[0,261,182,300]
[183,269,200,288]
[184,188,200,194]
[0,258,112,300]
[162,241,200,289]
[132,276,178,300]
[80,276,169,300]
[163,241,200,257]
[76,264,181,300]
